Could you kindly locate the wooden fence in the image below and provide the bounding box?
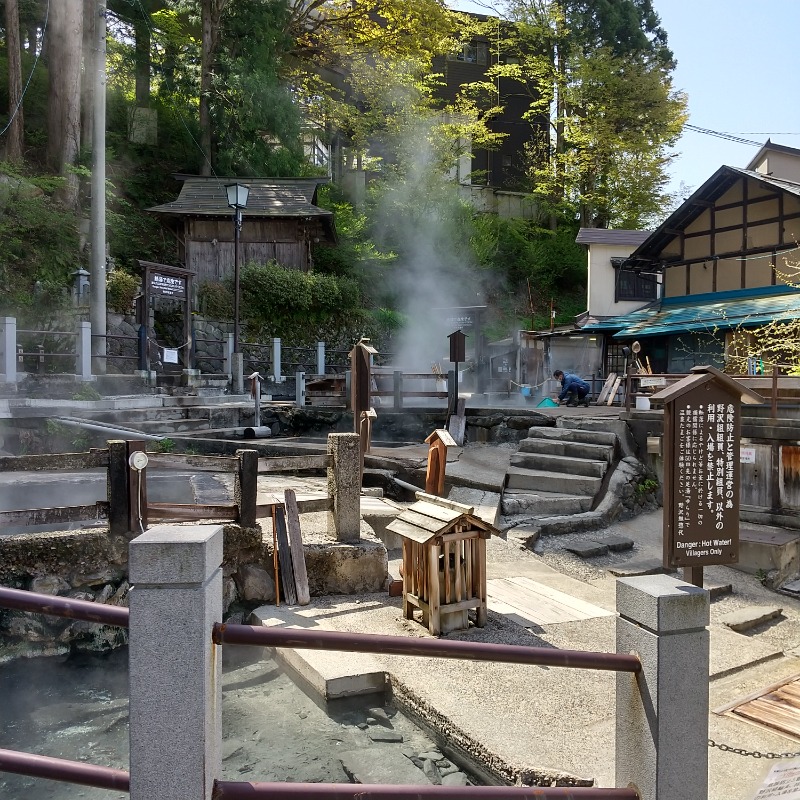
[0,441,349,537]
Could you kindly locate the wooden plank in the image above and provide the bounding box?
[447,398,466,446]
[443,541,451,605]
[274,506,298,606]
[394,508,449,534]
[258,455,332,473]
[714,674,800,715]
[734,699,800,739]
[428,544,441,635]
[0,503,110,527]
[487,579,578,625]
[414,493,474,515]
[511,576,614,619]
[284,490,310,606]
[0,450,109,472]
[595,373,617,405]
[146,454,239,472]
[440,598,481,614]
[147,503,238,522]
[386,518,435,544]
[501,578,605,621]
[606,375,623,406]
[255,497,332,516]
[454,541,463,602]
[486,596,544,628]
[406,502,462,524]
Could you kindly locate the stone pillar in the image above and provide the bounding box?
[235,449,258,528]
[272,337,282,383]
[76,320,93,381]
[327,432,360,543]
[616,575,710,800]
[128,524,223,800]
[295,370,306,408]
[231,352,244,395]
[0,317,17,383]
[316,341,325,376]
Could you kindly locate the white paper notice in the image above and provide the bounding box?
[162,348,179,364]
[752,760,800,799]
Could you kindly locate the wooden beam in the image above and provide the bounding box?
[147,503,238,522]
[146,454,239,472]
[257,455,332,473]
[0,503,110,527]
[0,450,109,472]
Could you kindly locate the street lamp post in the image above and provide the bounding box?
[225,182,250,354]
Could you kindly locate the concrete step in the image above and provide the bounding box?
[517,437,614,463]
[501,489,593,516]
[509,451,608,478]
[525,427,617,447]
[505,467,602,496]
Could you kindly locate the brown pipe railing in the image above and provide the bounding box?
[0,587,130,628]
[0,749,130,792]
[213,782,639,799]
[213,624,641,674]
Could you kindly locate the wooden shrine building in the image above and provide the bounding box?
[147,176,337,290]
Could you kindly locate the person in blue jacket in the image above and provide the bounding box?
[553,370,590,407]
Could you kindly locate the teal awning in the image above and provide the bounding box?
[608,290,800,339]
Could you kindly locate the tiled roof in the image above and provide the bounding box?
[147,177,333,219]
[575,228,652,246]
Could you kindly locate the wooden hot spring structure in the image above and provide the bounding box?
[387,493,495,635]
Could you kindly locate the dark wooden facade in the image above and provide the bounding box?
[148,177,336,288]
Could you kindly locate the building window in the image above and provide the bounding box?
[449,41,489,65]
[615,267,658,302]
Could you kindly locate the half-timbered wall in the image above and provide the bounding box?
[657,177,800,298]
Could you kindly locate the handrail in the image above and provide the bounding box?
[0,749,130,793]
[212,624,641,674]
[0,587,130,628]
[213,782,638,799]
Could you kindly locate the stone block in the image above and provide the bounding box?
[565,540,609,558]
[602,535,635,552]
[617,574,709,634]
[128,524,223,585]
[339,747,430,785]
[720,605,782,633]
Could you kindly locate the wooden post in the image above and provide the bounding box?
[771,364,779,418]
[428,543,441,636]
[235,449,258,527]
[107,440,130,537]
[126,440,148,535]
[424,429,455,497]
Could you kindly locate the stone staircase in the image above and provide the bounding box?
[502,426,618,529]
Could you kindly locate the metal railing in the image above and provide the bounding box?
[0,585,640,799]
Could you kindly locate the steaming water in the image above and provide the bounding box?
[0,647,447,799]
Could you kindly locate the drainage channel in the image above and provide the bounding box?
[0,646,477,799]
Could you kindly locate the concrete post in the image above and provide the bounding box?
[393,370,403,410]
[272,337,282,383]
[295,370,306,408]
[223,333,234,379]
[0,317,17,383]
[316,341,325,376]
[326,432,361,543]
[615,575,710,800]
[128,524,223,800]
[76,320,93,381]
[231,352,244,395]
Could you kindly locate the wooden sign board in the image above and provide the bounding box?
[149,271,187,299]
[663,379,740,568]
[639,376,667,388]
[448,330,466,364]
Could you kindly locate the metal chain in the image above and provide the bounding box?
[709,738,800,759]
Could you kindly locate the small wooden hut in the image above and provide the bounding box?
[387,493,494,635]
[147,176,337,290]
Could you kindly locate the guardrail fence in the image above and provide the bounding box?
[0,530,712,800]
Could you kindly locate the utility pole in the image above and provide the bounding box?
[90,0,107,372]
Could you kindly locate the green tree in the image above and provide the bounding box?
[474,0,687,227]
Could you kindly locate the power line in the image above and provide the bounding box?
[0,0,50,139]
[684,124,761,147]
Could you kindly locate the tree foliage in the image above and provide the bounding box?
[470,0,687,228]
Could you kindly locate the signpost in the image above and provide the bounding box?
[651,366,764,587]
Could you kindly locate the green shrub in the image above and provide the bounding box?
[107,270,140,314]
